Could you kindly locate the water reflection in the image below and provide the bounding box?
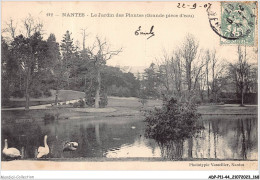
[105,135,161,158]
[181,117,258,160]
[1,115,258,160]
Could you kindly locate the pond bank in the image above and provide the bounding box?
[2,96,257,115]
[1,97,257,125]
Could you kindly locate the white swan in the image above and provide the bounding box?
[2,139,21,158]
[37,135,49,158]
[63,141,78,151]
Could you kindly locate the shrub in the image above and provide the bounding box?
[78,98,85,108]
[85,88,96,107]
[12,90,24,98]
[43,89,52,97]
[99,95,108,108]
[138,90,148,106]
[1,98,10,106]
[144,98,203,159]
[108,85,131,97]
[30,89,42,98]
[85,96,95,107]
[85,90,108,108]
[73,102,80,108]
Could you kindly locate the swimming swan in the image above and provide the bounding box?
[3,139,21,158]
[37,135,49,158]
[63,141,78,151]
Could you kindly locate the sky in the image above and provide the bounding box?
[1,1,258,69]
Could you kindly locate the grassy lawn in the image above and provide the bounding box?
[108,97,257,115]
[198,104,257,115]
[1,95,257,125]
[10,90,85,101]
[109,97,257,115]
[1,90,257,123]
[4,89,258,113]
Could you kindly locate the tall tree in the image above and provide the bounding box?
[180,34,199,101]
[80,27,89,50]
[46,34,61,104]
[22,14,43,38]
[171,50,183,98]
[2,18,17,42]
[155,52,172,97]
[10,31,47,110]
[142,63,161,98]
[1,37,18,104]
[205,50,211,100]
[229,45,251,106]
[60,30,76,88]
[156,36,205,102]
[2,15,44,107]
[87,37,122,108]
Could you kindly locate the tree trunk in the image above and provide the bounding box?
[206,65,210,100]
[25,67,31,110]
[241,87,244,106]
[67,74,70,89]
[242,45,246,106]
[240,79,244,106]
[19,68,22,91]
[84,74,87,89]
[83,35,86,50]
[212,58,215,102]
[208,121,211,158]
[188,138,193,158]
[95,68,101,108]
[55,89,59,105]
[186,62,192,101]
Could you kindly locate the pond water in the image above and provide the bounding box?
[1,114,258,160]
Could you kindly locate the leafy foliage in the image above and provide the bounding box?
[1,38,16,104]
[145,98,203,143]
[141,63,162,98]
[144,98,203,159]
[138,89,148,106]
[103,66,140,97]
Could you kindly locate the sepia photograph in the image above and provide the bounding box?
[0,1,259,179]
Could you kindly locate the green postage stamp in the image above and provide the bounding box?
[220,2,257,45]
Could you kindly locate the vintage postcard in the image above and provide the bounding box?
[1,0,259,178]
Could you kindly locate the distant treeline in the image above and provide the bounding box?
[219,92,257,105]
[1,15,257,108]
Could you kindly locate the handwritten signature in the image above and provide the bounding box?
[135,26,155,39]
